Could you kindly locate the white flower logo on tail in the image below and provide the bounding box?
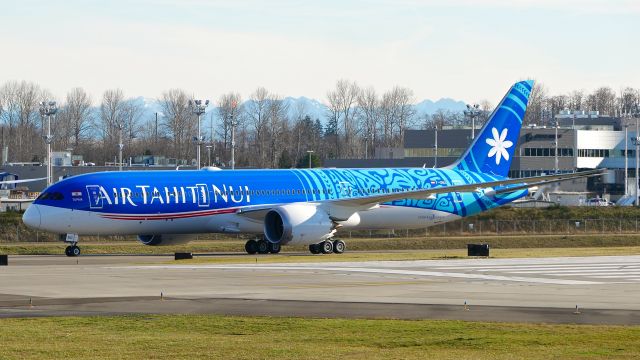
[486,127,513,165]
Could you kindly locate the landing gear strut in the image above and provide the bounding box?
[245,238,281,255]
[309,239,345,255]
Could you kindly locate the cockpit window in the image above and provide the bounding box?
[36,191,64,201]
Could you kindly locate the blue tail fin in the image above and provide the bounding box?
[451,80,534,177]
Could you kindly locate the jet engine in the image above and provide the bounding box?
[137,234,194,246]
[263,204,335,245]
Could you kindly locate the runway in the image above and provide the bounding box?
[1,254,639,324]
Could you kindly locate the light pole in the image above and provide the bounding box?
[307,150,314,169]
[625,124,629,197]
[230,101,238,170]
[115,120,124,171]
[39,101,57,186]
[633,106,640,205]
[364,134,368,160]
[464,104,481,140]
[554,118,559,174]
[433,125,438,167]
[189,99,209,170]
[206,145,212,167]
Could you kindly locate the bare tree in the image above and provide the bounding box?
[548,95,568,119]
[63,87,92,149]
[266,96,289,168]
[619,87,639,115]
[217,92,243,167]
[159,89,193,163]
[380,86,416,148]
[121,99,145,160]
[0,81,49,162]
[587,87,617,115]
[568,90,584,111]
[96,89,126,164]
[523,82,547,126]
[246,87,270,167]
[357,86,381,158]
[327,80,360,158]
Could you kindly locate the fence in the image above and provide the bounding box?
[2,218,640,243]
[346,218,640,239]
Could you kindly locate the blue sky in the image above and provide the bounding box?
[1,0,638,104]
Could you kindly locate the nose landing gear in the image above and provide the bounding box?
[60,233,81,257]
[64,245,81,257]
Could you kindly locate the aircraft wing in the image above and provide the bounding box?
[328,169,604,207]
[0,198,36,203]
[0,177,47,185]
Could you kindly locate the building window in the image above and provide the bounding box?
[578,149,610,157]
[520,148,573,157]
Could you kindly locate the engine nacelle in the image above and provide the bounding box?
[263,204,335,245]
[137,234,194,246]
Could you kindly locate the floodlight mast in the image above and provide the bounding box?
[39,101,58,186]
[231,100,238,170]
[189,99,209,170]
[464,104,481,140]
[116,120,124,171]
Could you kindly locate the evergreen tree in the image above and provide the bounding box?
[278,149,293,168]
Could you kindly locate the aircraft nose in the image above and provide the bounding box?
[22,204,41,229]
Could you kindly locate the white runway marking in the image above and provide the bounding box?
[116,256,640,285]
[125,264,600,285]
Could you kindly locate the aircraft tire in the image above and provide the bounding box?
[71,246,81,257]
[333,240,345,254]
[309,244,321,254]
[321,240,334,254]
[268,242,281,254]
[257,240,270,254]
[245,240,258,255]
[64,246,73,257]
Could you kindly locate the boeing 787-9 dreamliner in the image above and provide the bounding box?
[22,80,602,256]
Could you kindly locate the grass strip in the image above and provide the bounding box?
[0,315,638,360]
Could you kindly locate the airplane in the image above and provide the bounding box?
[22,80,603,257]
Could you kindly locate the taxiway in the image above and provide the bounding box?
[1,254,639,324]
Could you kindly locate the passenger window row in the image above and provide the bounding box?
[121,186,421,199]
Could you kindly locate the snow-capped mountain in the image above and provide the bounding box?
[413,98,468,118]
[107,95,468,125]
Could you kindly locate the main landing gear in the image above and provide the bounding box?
[309,239,345,255]
[245,239,281,255]
[243,238,346,255]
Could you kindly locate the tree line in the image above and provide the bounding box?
[0,79,639,168]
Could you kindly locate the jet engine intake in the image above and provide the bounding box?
[263,204,335,245]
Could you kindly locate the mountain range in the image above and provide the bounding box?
[130,96,468,125]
